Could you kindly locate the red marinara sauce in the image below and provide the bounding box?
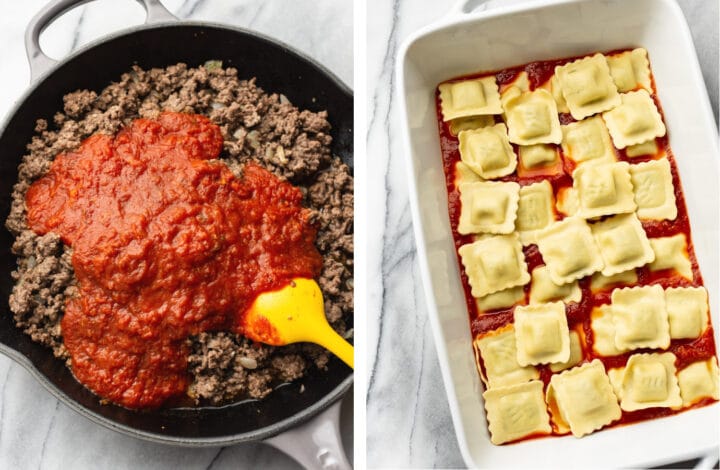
[435,50,718,442]
[25,112,322,409]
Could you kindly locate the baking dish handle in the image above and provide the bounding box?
[444,0,488,17]
[265,399,352,470]
[24,0,177,82]
[444,0,546,18]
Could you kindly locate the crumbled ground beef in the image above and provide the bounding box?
[6,63,353,405]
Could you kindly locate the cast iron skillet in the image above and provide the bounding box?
[0,0,353,457]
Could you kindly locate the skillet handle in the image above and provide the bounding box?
[265,399,352,470]
[694,452,719,469]
[24,0,176,82]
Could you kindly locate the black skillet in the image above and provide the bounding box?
[0,0,353,466]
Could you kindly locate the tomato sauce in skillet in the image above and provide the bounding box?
[435,50,718,442]
[26,112,322,409]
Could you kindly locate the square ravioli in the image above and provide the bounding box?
[547,360,621,437]
[535,216,604,284]
[555,187,579,217]
[648,234,693,280]
[518,144,560,171]
[561,116,616,167]
[476,286,526,313]
[607,367,625,399]
[439,76,502,121]
[500,72,530,94]
[665,287,708,339]
[591,304,628,356]
[611,285,670,351]
[573,161,636,219]
[590,269,638,293]
[550,330,583,373]
[454,161,483,187]
[458,233,530,297]
[502,88,562,145]
[678,358,720,406]
[603,89,666,149]
[458,123,517,179]
[606,48,652,93]
[514,302,571,366]
[626,139,659,158]
[629,158,677,220]
[545,75,569,114]
[457,181,520,235]
[590,213,654,276]
[483,380,552,445]
[516,180,556,244]
[620,353,682,411]
[449,114,496,136]
[555,53,620,120]
[475,326,539,388]
[529,265,581,304]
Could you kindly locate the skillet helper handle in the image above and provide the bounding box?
[265,400,351,470]
[24,0,176,82]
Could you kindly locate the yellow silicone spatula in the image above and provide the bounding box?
[243,278,354,368]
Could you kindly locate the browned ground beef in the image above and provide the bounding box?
[5,63,353,405]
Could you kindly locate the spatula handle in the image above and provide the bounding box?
[313,325,354,369]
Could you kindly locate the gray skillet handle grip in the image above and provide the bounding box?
[265,400,352,470]
[24,0,176,82]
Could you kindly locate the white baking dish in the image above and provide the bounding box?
[396,0,719,467]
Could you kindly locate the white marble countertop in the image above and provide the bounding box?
[0,1,352,469]
[366,0,718,468]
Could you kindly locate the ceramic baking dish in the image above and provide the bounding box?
[397,0,719,467]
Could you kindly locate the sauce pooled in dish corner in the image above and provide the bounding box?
[26,112,322,409]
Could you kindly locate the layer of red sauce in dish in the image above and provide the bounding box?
[434,50,718,442]
[26,112,322,409]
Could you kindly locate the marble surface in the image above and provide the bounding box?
[365,0,718,468]
[0,1,352,469]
